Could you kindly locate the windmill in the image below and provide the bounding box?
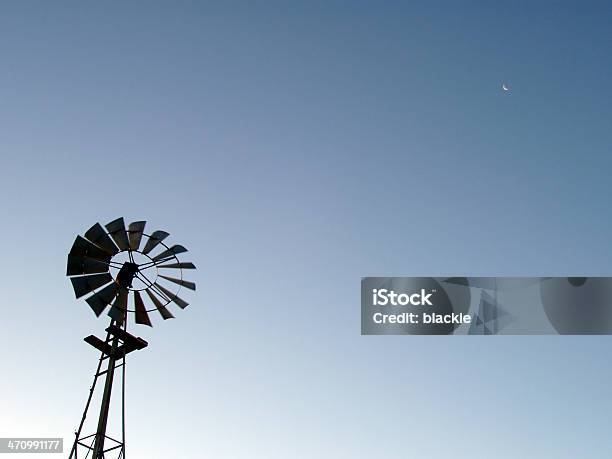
[66,217,196,458]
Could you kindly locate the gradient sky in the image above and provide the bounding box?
[2,1,612,458]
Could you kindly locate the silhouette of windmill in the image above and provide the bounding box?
[66,218,196,458]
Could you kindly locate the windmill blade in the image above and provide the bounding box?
[154,283,189,309]
[158,262,196,270]
[67,255,109,276]
[128,221,146,251]
[84,222,119,255]
[105,218,130,251]
[145,288,174,320]
[69,236,112,262]
[152,245,188,262]
[85,282,119,316]
[133,290,152,326]
[70,273,114,299]
[141,231,169,255]
[108,289,128,324]
[159,275,196,291]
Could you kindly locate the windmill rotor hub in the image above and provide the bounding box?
[109,251,158,291]
[116,262,139,289]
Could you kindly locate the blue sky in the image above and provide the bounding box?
[1,2,612,457]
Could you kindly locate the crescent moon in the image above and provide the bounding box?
[502,84,509,91]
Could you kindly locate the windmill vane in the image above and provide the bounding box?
[67,217,196,326]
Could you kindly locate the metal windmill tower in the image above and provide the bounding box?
[66,218,196,458]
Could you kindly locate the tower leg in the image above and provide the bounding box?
[69,330,111,459]
[92,335,120,458]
